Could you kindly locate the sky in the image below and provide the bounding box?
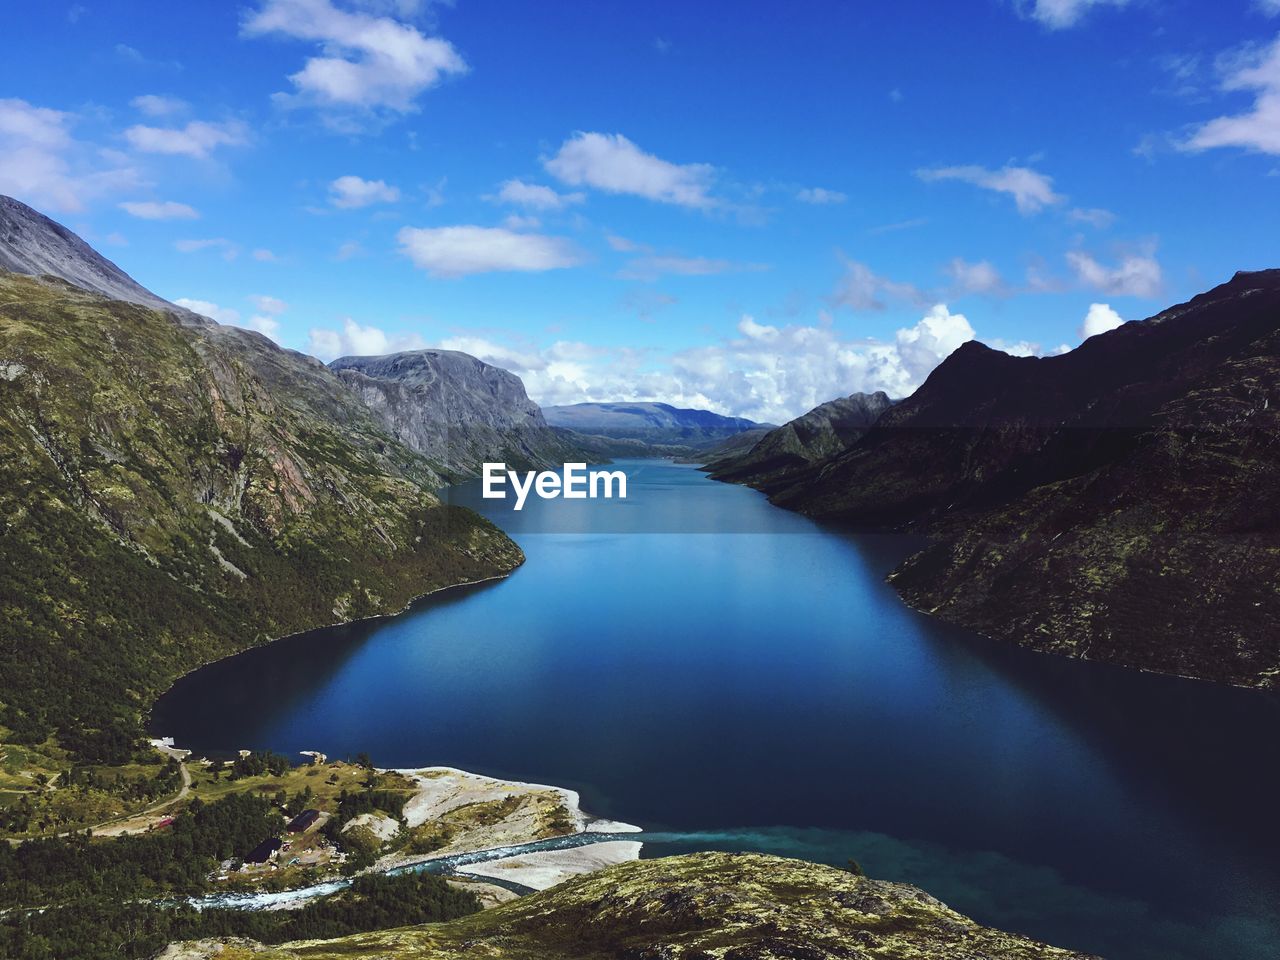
[3,0,1280,423]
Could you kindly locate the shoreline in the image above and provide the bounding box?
[143,568,517,737]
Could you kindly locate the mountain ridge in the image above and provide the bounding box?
[330,349,586,479]
[735,270,1280,688]
[706,390,893,490]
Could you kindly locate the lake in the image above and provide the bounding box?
[151,460,1280,960]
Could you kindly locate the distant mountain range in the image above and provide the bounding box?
[713,271,1280,689]
[543,401,768,453]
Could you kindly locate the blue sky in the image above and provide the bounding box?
[3,0,1279,421]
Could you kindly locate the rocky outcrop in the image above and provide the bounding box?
[331,351,586,479]
[155,853,1096,960]
[707,391,893,490]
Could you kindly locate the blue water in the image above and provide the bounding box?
[152,460,1280,960]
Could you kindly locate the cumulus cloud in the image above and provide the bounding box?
[174,297,283,341]
[1182,35,1280,155]
[916,164,1064,214]
[130,94,188,117]
[1080,302,1125,339]
[328,174,400,207]
[831,260,925,311]
[544,132,716,208]
[242,0,467,118]
[307,317,426,359]
[396,224,582,277]
[796,186,847,205]
[434,304,979,423]
[119,199,199,219]
[124,119,248,159]
[1067,250,1162,297]
[491,178,584,210]
[1017,0,1129,29]
[946,258,1005,295]
[0,98,140,212]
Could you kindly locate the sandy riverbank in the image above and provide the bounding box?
[377,766,643,888]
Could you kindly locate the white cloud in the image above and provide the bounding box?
[492,178,584,210]
[307,317,426,359]
[1183,36,1280,155]
[396,224,582,277]
[544,132,715,208]
[452,304,978,422]
[335,240,364,260]
[328,174,400,207]
[796,186,847,205]
[173,297,282,341]
[831,260,925,311]
[252,248,281,262]
[946,258,1005,295]
[119,199,199,219]
[916,164,1064,214]
[1067,250,1162,297]
[1068,206,1115,228]
[248,293,288,314]
[1080,302,1125,339]
[1259,0,1280,15]
[124,119,248,159]
[1017,0,1129,29]
[242,0,467,117]
[0,98,140,212]
[174,237,240,260]
[130,94,188,117]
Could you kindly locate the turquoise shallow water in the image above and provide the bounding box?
[152,460,1280,960]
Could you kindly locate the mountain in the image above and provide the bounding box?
[157,852,1094,960]
[330,350,587,479]
[0,199,523,759]
[746,270,1280,689]
[706,390,893,490]
[0,195,178,312]
[543,401,768,452]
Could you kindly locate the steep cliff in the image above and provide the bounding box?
[331,350,585,478]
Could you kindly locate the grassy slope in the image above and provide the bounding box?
[163,853,1097,960]
[0,273,523,760]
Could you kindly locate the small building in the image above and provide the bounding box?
[244,837,282,864]
[287,809,321,833]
